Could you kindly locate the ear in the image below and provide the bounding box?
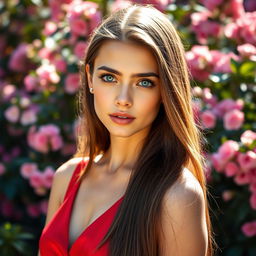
[85,64,93,89]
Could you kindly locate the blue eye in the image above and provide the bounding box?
[100,74,116,83]
[138,79,154,88]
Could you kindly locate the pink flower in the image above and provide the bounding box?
[28,124,62,153]
[200,0,223,10]
[213,99,243,118]
[241,130,256,146]
[20,163,38,178]
[33,132,49,153]
[249,182,256,193]
[2,84,16,101]
[36,64,60,84]
[200,110,216,129]
[223,0,245,19]
[74,41,88,59]
[64,73,80,94]
[202,88,218,106]
[111,0,132,12]
[4,105,20,123]
[69,18,88,37]
[39,124,60,136]
[29,170,45,188]
[53,58,67,72]
[0,163,6,175]
[43,21,57,36]
[224,162,239,177]
[234,172,250,185]
[210,50,240,73]
[248,168,256,183]
[185,45,212,81]
[24,75,39,92]
[225,12,256,45]
[237,151,256,172]
[224,109,244,130]
[224,23,239,39]
[20,109,37,125]
[8,43,29,72]
[42,167,55,188]
[50,135,63,151]
[249,193,256,210]
[241,221,256,237]
[211,153,226,172]
[38,47,54,60]
[219,140,239,162]
[237,44,256,59]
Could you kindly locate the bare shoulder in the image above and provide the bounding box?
[165,167,205,204]
[159,168,208,256]
[55,157,89,203]
[43,157,88,227]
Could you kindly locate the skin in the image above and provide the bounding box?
[86,40,162,173]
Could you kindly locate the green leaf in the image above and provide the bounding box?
[240,61,256,77]
[230,58,240,73]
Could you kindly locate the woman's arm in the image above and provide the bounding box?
[159,171,208,256]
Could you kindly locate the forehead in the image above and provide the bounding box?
[94,40,158,73]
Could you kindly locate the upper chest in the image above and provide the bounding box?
[68,167,130,248]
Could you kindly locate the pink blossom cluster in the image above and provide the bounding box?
[8,43,31,72]
[210,131,256,213]
[225,11,256,46]
[194,87,245,131]
[191,11,222,45]
[66,1,101,37]
[4,102,39,125]
[20,162,55,196]
[200,0,245,19]
[186,45,240,81]
[27,124,63,153]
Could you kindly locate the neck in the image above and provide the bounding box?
[96,127,150,174]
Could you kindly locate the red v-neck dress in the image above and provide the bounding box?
[39,159,124,256]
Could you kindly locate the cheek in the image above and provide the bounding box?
[93,88,112,117]
[137,93,161,119]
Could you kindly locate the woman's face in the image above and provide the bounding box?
[85,40,162,139]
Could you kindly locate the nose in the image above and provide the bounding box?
[115,85,133,108]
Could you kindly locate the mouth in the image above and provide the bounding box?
[109,113,135,125]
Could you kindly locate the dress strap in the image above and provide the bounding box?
[63,158,88,201]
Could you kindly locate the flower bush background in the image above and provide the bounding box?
[0,0,255,255]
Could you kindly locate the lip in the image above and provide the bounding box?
[110,112,135,118]
[109,112,135,125]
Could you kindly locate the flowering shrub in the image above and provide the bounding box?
[0,0,255,255]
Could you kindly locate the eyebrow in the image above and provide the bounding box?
[97,65,160,78]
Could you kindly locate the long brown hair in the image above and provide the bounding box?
[73,4,217,256]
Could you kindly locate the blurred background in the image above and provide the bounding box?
[0,0,256,255]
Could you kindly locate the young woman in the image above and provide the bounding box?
[39,4,216,256]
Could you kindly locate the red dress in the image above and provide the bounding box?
[39,159,124,256]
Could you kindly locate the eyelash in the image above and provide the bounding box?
[98,73,155,88]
